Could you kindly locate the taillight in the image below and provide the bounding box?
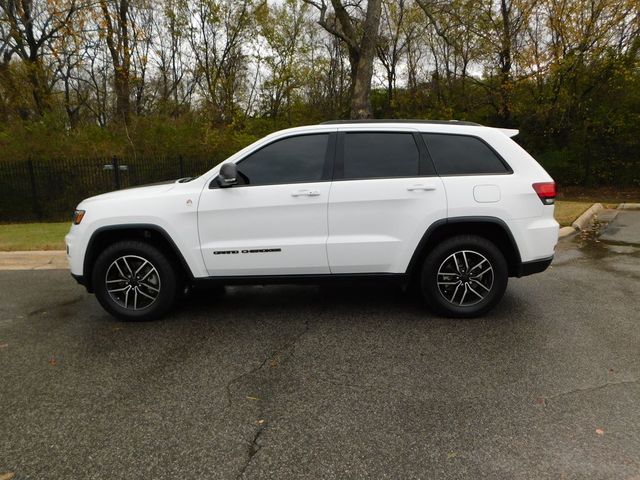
[532,182,556,205]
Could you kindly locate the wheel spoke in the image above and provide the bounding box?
[134,259,148,275]
[438,281,460,286]
[122,257,133,276]
[469,258,486,273]
[139,264,155,282]
[471,279,490,292]
[140,282,159,292]
[450,282,461,302]
[126,286,133,308]
[462,251,469,270]
[452,253,462,274]
[472,266,492,278]
[467,284,484,299]
[108,285,130,293]
[114,260,127,279]
[137,288,155,301]
[106,278,127,284]
[459,284,468,305]
[133,288,138,310]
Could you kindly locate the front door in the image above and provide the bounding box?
[198,133,334,276]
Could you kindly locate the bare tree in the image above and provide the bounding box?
[97,0,132,123]
[377,0,409,114]
[187,0,254,124]
[303,0,383,118]
[0,0,82,116]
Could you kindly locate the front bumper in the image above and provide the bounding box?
[71,273,85,285]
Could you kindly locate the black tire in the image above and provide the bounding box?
[92,240,179,321]
[420,235,508,318]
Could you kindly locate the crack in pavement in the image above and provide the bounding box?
[544,379,639,403]
[224,317,310,409]
[236,421,267,480]
[225,318,310,478]
[26,295,86,317]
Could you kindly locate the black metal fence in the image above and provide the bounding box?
[0,156,215,222]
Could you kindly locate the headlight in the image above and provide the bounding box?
[72,209,86,225]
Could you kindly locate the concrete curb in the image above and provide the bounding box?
[618,203,640,210]
[558,226,578,238]
[0,250,67,270]
[572,203,603,231]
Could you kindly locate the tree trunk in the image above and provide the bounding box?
[349,0,382,119]
[497,0,512,125]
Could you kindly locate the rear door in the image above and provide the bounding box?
[421,133,514,219]
[326,129,447,274]
[198,132,335,276]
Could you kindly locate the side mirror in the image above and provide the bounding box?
[217,163,238,188]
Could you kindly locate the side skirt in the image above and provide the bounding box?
[191,272,408,289]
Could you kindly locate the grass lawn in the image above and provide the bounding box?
[0,222,69,251]
[554,201,594,227]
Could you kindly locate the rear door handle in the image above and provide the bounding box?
[407,184,437,191]
[291,189,321,197]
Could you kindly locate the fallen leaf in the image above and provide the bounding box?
[48,355,57,366]
[595,428,604,436]
[246,396,260,401]
[256,419,265,425]
[0,472,15,480]
[447,452,457,459]
[0,343,8,349]
[535,397,547,407]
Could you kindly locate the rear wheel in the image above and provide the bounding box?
[92,240,179,321]
[420,235,508,318]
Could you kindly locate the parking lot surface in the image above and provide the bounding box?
[1,238,639,479]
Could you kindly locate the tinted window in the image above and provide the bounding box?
[237,134,329,186]
[343,133,419,179]
[422,134,509,175]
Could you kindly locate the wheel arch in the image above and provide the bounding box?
[406,217,523,279]
[83,224,193,292]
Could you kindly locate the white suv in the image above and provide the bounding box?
[65,120,559,320]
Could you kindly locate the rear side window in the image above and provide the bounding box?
[343,132,419,180]
[422,133,509,175]
[237,134,329,186]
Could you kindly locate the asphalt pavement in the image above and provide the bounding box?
[1,236,639,479]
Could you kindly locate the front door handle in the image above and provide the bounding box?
[407,184,437,191]
[291,189,321,197]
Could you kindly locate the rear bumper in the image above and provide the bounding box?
[518,255,553,277]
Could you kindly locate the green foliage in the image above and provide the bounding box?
[0,0,638,188]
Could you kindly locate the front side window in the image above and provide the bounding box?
[422,133,509,175]
[236,134,329,186]
[343,132,420,180]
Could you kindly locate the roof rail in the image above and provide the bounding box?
[319,119,483,126]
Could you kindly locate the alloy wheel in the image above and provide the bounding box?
[105,255,161,310]
[436,250,494,306]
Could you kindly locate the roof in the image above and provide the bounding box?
[320,119,482,126]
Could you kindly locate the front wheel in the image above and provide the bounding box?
[420,235,508,318]
[92,240,179,321]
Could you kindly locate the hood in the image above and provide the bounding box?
[80,181,177,206]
